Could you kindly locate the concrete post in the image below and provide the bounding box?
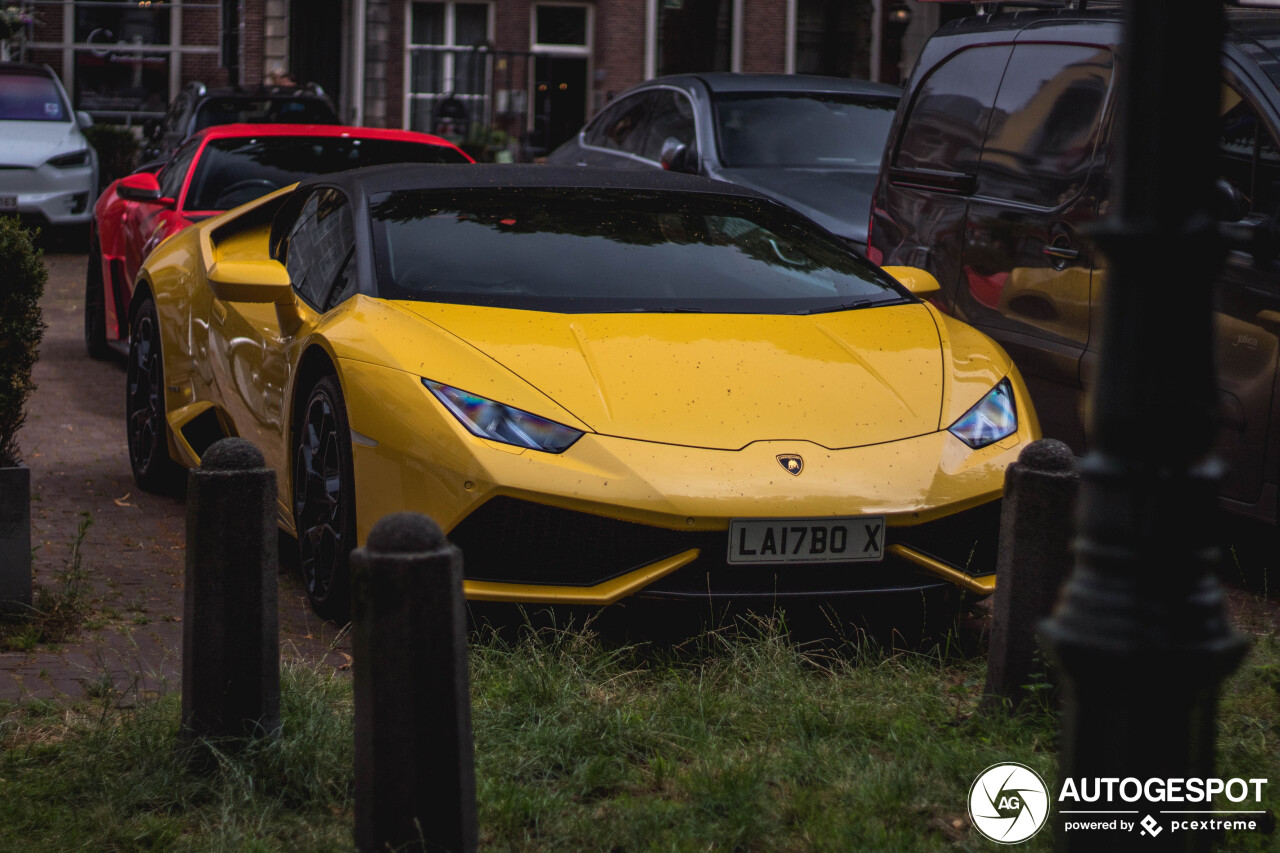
[0,465,32,614]
[353,512,477,853]
[983,439,1079,709]
[181,438,280,744]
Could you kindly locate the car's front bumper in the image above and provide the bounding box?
[0,162,97,225]
[337,359,1028,604]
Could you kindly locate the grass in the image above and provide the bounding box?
[0,612,1277,851]
[0,514,94,652]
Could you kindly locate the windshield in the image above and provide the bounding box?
[193,97,339,132]
[0,75,68,122]
[370,188,909,314]
[185,136,470,210]
[713,93,897,169]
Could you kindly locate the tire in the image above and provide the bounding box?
[126,297,183,493]
[292,374,356,620]
[84,236,112,360]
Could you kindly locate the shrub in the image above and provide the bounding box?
[0,216,47,467]
[83,124,141,193]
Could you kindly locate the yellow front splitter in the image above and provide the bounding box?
[888,544,996,595]
[463,548,701,605]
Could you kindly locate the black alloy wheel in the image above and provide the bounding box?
[126,297,182,492]
[84,236,112,360]
[293,375,355,620]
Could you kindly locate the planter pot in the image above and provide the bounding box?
[0,464,32,614]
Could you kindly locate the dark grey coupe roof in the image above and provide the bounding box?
[685,72,900,98]
[309,163,778,202]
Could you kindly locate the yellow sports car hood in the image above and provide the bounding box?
[396,301,947,450]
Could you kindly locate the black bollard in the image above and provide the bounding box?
[983,439,1078,710]
[352,512,477,853]
[1040,3,1247,850]
[181,437,280,744]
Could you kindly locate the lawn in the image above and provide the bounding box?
[0,608,1277,852]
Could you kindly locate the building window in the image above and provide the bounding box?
[73,0,173,116]
[795,0,871,79]
[406,1,493,137]
[657,0,733,76]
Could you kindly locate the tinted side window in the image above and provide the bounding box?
[639,89,696,161]
[977,44,1114,207]
[894,45,1012,176]
[583,92,654,153]
[160,138,201,201]
[283,189,355,311]
[1220,83,1280,217]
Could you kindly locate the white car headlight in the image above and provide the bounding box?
[47,149,91,168]
[423,379,583,453]
[948,378,1017,449]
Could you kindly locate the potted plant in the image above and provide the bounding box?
[0,216,46,613]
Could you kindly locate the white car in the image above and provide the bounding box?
[0,63,98,226]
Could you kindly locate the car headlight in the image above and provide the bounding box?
[948,378,1017,449]
[47,149,90,168]
[423,379,583,453]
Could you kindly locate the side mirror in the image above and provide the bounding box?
[882,265,942,297]
[1212,179,1247,222]
[207,259,302,335]
[76,111,94,129]
[660,137,696,174]
[206,260,293,303]
[116,172,174,207]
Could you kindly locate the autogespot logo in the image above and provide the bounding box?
[969,762,1051,844]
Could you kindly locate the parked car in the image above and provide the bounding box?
[869,3,1280,526]
[127,163,1038,617]
[547,73,900,255]
[140,81,340,163]
[85,123,471,359]
[0,63,99,228]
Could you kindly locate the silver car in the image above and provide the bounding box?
[0,64,98,226]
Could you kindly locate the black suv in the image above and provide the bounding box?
[870,4,1280,525]
[140,81,339,163]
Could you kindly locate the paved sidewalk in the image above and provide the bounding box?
[3,253,349,704]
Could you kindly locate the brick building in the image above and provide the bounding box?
[14,0,953,157]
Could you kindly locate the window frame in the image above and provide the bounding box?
[403,1,496,133]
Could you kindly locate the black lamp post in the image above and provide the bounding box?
[1041,3,1247,850]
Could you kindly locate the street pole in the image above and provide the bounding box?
[1041,2,1248,851]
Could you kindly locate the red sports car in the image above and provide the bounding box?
[85,123,472,358]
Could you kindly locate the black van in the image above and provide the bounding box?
[870,3,1280,525]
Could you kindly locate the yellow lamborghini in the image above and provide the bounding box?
[128,164,1039,617]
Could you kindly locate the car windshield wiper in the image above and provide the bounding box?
[804,298,879,315]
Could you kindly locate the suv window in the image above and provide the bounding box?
[1220,82,1280,218]
[976,44,1114,207]
[894,45,1012,176]
[283,188,356,311]
[583,92,654,153]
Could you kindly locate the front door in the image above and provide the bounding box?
[532,56,587,155]
[958,42,1116,451]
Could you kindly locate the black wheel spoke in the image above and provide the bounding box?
[294,382,350,613]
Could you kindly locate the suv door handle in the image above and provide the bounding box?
[1042,244,1080,261]
[1043,239,1080,270]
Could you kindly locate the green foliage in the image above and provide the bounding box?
[1,618,1278,850]
[82,124,141,193]
[0,216,46,468]
[0,514,95,651]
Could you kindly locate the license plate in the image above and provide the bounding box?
[0,196,15,211]
[728,516,885,564]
